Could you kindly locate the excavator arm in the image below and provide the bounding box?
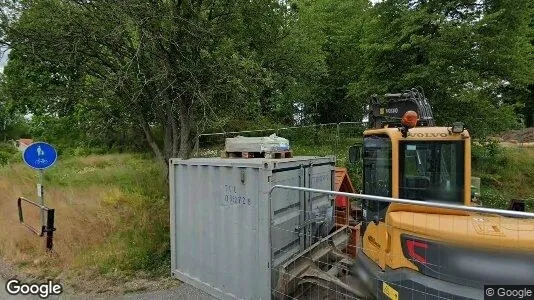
[368,88,435,129]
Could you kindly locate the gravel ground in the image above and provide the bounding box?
[120,284,215,300]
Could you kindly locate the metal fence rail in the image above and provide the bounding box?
[194,122,366,158]
[195,122,533,159]
[270,185,534,218]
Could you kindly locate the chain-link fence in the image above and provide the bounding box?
[194,122,367,162]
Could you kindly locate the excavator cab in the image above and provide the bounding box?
[273,89,533,300]
[349,89,534,300]
[351,89,470,224]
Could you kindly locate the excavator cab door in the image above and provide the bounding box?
[356,134,393,269]
[362,135,392,224]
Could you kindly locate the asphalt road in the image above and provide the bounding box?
[0,277,41,300]
[0,277,215,300]
[1,257,214,300]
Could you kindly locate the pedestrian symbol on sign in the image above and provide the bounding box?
[37,146,45,157]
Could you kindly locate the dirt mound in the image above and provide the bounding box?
[497,128,534,143]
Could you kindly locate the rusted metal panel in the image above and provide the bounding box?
[170,156,335,300]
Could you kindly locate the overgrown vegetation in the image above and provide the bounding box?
[0,142,18,165]
[472,141,534,211]
[0,142,530,290]
[0,154,170,292]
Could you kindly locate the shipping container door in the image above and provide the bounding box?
[270,166,305,268]
[305,163,335,247]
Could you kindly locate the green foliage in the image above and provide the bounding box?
[25,114,146,157]
[345,161,363,192]
[43,154,165,195]
[20,153,170,274]
[472,141,534,209]
[0,142,18,165]
[290,133,363,189]
[481,187,508,210]
[0,79,31,142]
[1,0,532,155]
[472,139,508,174]
[1,0,304,162]
[348,0,533,137]
[96,190,169,274]
[289,0,370,123]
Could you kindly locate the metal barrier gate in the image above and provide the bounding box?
[269,185,534,300]
[17,197,56,251]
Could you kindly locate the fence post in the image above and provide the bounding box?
[336,123,340,155]
[45,209,55,251]
[17,198,23,223]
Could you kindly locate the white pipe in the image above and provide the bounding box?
[270,185,534,219]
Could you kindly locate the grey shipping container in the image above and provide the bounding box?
[170,156,336,300]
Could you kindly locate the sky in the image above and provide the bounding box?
[0,47,9,73]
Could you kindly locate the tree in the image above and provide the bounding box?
[0,74,30,141]
[350,0,533,136]
[1,0,295,168]
[286,0,370,124]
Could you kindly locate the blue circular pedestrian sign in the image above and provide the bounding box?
[23,142,58,170]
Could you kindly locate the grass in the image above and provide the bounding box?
[0,153,169,292]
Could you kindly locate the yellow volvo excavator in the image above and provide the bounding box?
[275,88,534,300]
[351,88,534,299]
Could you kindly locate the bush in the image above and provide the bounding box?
[471,139,534,210]
[480,188,507,209]
[0,143,20,166]
[471,138,508,174]
[345,161,363,192]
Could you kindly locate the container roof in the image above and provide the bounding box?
[170,156,335,168]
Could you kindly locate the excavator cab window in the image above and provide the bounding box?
[362,135,392,223]
[400,141,464,203]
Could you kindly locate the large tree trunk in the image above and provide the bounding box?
[178,98,194,159]
[139,114,165,166]
[171,113,180,157]
[163,111,174,162]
